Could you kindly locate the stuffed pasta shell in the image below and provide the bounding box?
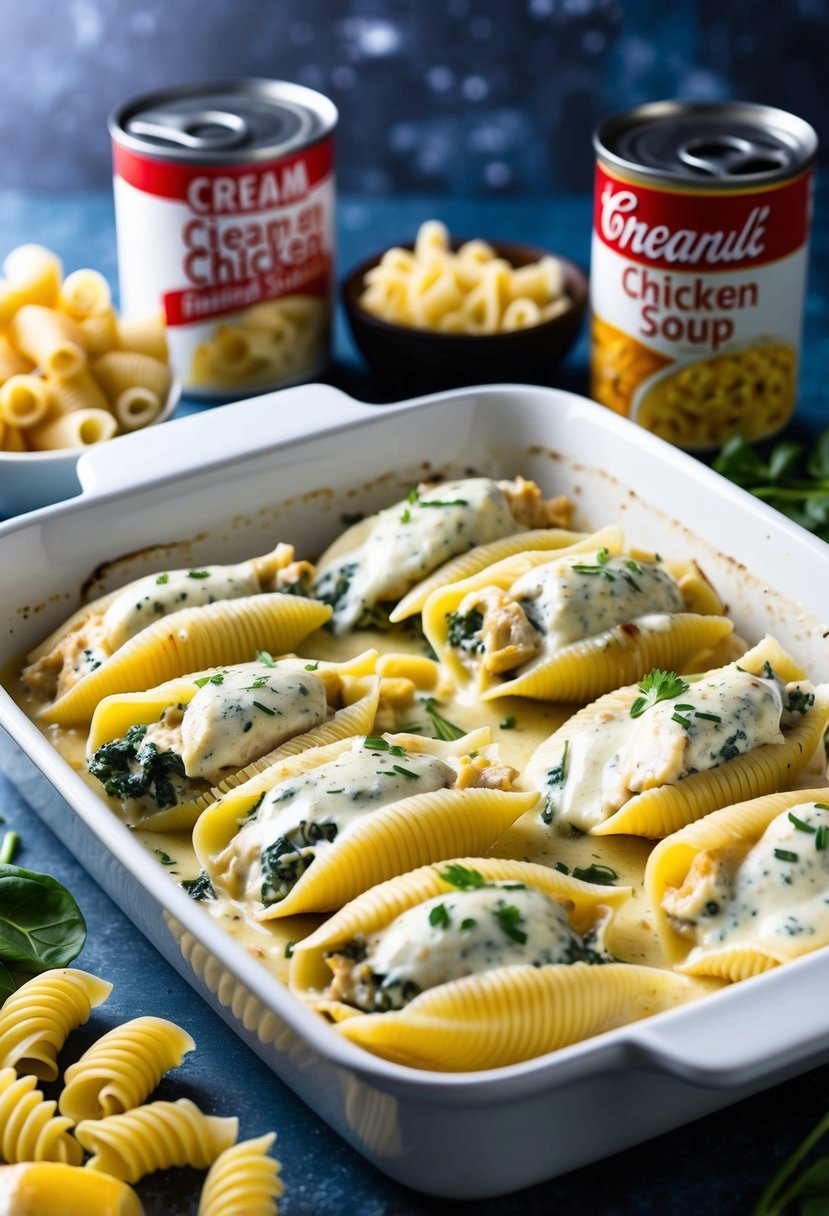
[423,527,731,703]
[193,730,539,918]
[290,857,691,1070]
[312,475,572,634]
[647,788,829,980]
[86,652,379,831]
[522,636,829,838]
[22,543,329,725]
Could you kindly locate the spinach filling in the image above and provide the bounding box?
[446,608,484,652]
[315,561,357,623]
[260,819,339,905]
[181,870,216,902]
[88,724,186,809]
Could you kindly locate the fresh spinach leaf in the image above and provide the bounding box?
[0,864,86,972]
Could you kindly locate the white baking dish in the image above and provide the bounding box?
[1,382,829,1200]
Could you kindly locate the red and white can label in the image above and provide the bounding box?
[590,164,813,448]
[113,138,335,396]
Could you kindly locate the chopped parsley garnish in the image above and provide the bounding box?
[155,572,170,584]
[500,715,517,730]
[194,672,225,688]
[304,661,320,671]
[256,650,277,667]
[571,863,619,885]
[188,570,210,579]
[774,848,799,863]
[438,863,486,890]
[630,669,689,718]
[422,698,465,742]
[493,901,527,944]
[541,739,569,825]
[154,849,175,866]
[429,902,450,929]
[460,918,477,931]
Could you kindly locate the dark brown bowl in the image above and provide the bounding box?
[341,238,588,395]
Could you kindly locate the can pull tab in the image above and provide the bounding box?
[678,134,789,178]
[126,108,251,150]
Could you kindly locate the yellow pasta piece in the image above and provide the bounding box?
[646,787,829,978]
[0,333,32,380]
[1,424,26,452]
[58,268,112,320]
[28,408,117,452]
[0,1069,82,1166]
[76,1098,238,1184]
[86,659,380,831]
[197,1133,283,1216]
[194,730,538,918]
[291,857,690,1070]
[501,297,541,331]
[45,368,111,416]
[113,387,162,432]
[0,1162,143,1216]
[116,315,169,363]
[92,351,172,403]
[9,305,86,379]
[59,1016,195,1122]
[0,969,112,1082]
[78,308,120,357]
[0,375,51,429]
[3,244,62,309]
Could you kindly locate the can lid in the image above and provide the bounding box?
[594,100,818,188]
[109,78,337,164]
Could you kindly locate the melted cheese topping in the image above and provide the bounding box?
[510,552,683,652]
[178,664,328,782]
[335,883,601,1012]
[545,668,788,832]
[314,478,520,633]
[102,563,260,650]
[213,740,454,905]
[678,801,829,961]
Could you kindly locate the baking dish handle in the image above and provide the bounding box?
[75,383,384,500]
[627,962,829,1089]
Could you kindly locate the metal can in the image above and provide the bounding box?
[109,79,338,398]
[590,101,817,448]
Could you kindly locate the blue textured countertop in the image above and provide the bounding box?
[1,189,828,1215]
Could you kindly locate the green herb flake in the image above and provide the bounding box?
[419,498,469,508]
[364,736,390,752]
[493,902,527,945]
[630,669,690,719]
[422,698,465,742]
[256,650,277,667]
[188,570,210,579]
[460,917,477,932]
[429,903,450,929]
[284,940,296,959]
[774,848,799,863]
[500,715,517,730]
[438,863,486,890]
[816,825,828,851]
[253,700,276,716]
[155,572,170,584]
[788,811,817,834]
[572,863,619,886]
[694,711,722,724]
[554,861,570,875]
[154,849,176,866]
[304,661,320,671]
[392,764,419,779]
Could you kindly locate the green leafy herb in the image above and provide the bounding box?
[554,861,570,874]
[181,871,215,901]
[304,661,320,671]
[446,609,484,652]
[88,725,185,810]
[788,812,816,834]
[816,825,828,851]
[256,650,276,667]
[188,570,210,579]
[714,431,829,541]
[252,700,276,716]
[0,864,86,973]
[194,672,224,688]
[438,863,486,890]
[154,849,175,867]
[493,901,527,944]
[541,739,569,826]
[630,669,689,718]
[429,902,450,929]
[363,737,406,756]
[284,940,296,959]
[392,764,419,779]
[571,863,619,885]
[155,572,170,584]
[694,711,722,724]
[419,498,469,508]
[422,698,465,742]
[774,848,799,863]
[753,1106,829,1215]
[460,918,477,931]
[500,715,517,730]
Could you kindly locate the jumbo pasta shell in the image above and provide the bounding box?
[646,787,829,968]
[40,595,331,726]
[389,527,588,622]
[331,962,691,1071]
[290,856,627,994]
[480,613,734,703]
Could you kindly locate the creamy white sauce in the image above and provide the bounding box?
[541,667,789,832]
[683,801,829,960]
[510,552,684,652]
[102,562,260,650]
[179,664,327,782]
[340,883,601,1011]
[314,478,520,633]
[214,739,454,905]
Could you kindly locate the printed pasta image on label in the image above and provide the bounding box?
[589,164,812,448]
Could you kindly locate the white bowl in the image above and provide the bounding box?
[0,379,181,518]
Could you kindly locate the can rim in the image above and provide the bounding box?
[108,77,338,165]
[593,99,818,188]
